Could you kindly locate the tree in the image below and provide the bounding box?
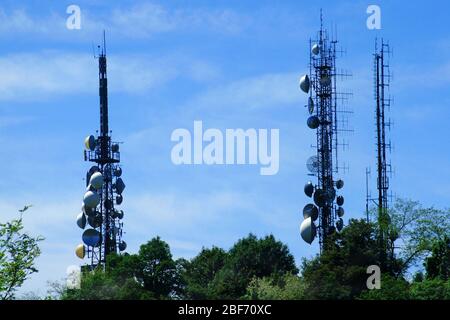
[302,219,403,299]
[424,236,450,280]
[245,273,306,300]
[358,274,411,300]
[210,234,298,299]
[62,268,152,300]
[182,247,227,299]
[387,199,450,272]
[62,237,184,300]
[409,278,450,300]
[137,237,184,299]
[0,206,43,300]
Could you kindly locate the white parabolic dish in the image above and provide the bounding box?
[300,217,317,244]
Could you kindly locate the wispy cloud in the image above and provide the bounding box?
[110,3,245,37]
[0,8,62,36]
[0,51,219,101]
[191,72,300,111]
[0,3,245,40]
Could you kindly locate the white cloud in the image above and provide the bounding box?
[0,52,94,101]
[0,3,245,40]
[191,72,301,111]
[0,8,61,35]
[126,191,252,233]
[0,51,219,101]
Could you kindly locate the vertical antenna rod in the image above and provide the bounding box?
[99,37,108,137]
[374,38,392,267]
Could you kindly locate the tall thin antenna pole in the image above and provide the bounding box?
[103,30,107,55]
[79,33,126,270]
[374,38,393,268]
[365,167,370,222]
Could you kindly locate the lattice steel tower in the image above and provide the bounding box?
[299,12,351,252]
[373,38,393,264]
[75,34,127,268]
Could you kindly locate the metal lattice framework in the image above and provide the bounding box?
[76,36,126,269]
[299,13,351,252]
[373,39,393,263]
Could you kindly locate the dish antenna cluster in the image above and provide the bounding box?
[298,12,352,251]
[75,33,126,268]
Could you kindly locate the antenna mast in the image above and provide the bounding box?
[299,12,352,252]
[76,33,127,269]
[374,38,393,266]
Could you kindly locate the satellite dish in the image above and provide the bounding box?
[307,116,320,129]
[84,135,96,151]
[75,244,86,259]
[117,210,124,220]
[300,217,317,244]
[83,191,100,208]
[336,218,344,232]
[76,212,86,229]
[306,156,319,174]
[303,204,318,221]
[86,166,100,187]
[112,144,120,153]
[308,97,315,114]
[114,178,126,195]
[82,229,101,247]
[114,167,122,177]
[313,189,327,207]
[89,172,104,190]
[86,184,95,192]
[116,194,123,205]
[119,241,127,251]
[336,179,344,189]
[336,195,344,206]
[337,206,344,217]
[311,43,320,55]
[88,166,99,175]
[82,204,96,217]
[299,74,310,93]
[304,181,314,197]
[87,214,102,228]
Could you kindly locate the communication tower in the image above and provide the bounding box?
[298,12,352,252]
[75,34,127,268]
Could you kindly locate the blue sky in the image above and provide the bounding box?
[1,0,449,295]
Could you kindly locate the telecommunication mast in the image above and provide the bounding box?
[75,34,127,268]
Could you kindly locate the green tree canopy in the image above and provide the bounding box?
[0,206,43,300]
[209,234,298,299]
[63,237,184,300]
[245,273,306,300]
[302,219,403,299]
[424,236,450,280]
[182,246,227,299]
